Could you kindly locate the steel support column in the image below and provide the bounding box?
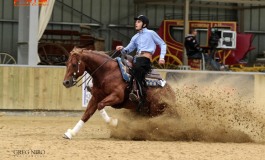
[17,4,39,66]
[183,0,189,65]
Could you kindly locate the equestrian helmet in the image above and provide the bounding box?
[134,15,149,28]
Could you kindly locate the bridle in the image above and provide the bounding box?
[69,50,120,87]
[67,51,83,86]
[72,60,81,84]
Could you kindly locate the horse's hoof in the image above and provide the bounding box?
[109,118,118,127]
[63,133,72,139]
[63,129,73,139]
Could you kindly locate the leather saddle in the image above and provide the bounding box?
[116,54,166,108]
[121,54,163,80]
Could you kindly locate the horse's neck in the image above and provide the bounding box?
[82,51,111,78]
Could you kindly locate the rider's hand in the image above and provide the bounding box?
[159,58,165,65]
[116,46,124,51]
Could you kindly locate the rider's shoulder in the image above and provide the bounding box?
[145,29,156,34]
[131,33,139,40]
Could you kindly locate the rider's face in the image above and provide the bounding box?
[135,20,144,31]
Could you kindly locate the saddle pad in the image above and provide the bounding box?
[116,57,131,82]
[116,57,166,87]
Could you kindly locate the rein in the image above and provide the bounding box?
[74,50,120,87]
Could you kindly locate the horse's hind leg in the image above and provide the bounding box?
[98,109,118,127]
[97,94,122,124]
[97,94,123,110]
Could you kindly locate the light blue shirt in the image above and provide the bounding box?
[122,28,167,59]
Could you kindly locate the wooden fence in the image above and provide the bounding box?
[0,65,82,110]
[0,66,264,110]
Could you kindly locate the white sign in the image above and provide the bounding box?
[82,72,92,107]
[217,31,237,49]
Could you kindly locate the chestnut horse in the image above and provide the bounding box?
[63,47,175,139]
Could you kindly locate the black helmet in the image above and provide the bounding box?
[134,15,149,28]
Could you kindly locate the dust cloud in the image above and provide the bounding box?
[110,72,265,143]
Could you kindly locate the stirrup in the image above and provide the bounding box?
[129,92,139,102]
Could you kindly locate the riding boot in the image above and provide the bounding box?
[136,80,148,112]
[128,69,135,90]
[129,79,140,102]
[142,79,147,88]
[136,99,144,112]
[128,77,134,90]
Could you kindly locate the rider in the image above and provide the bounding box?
[116,15,167,109]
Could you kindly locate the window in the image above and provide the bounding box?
[196,29,208,47]
[169,26,183,43]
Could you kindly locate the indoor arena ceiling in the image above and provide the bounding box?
[134,0,265,9]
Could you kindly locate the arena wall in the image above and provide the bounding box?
[0,66,264,110]
[254,74,265,105]
[0,65,82,110]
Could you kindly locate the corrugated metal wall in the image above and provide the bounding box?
[244,7,265,62]
[0,0,264,64]
[0,0,18,62]
[47,0,136,51]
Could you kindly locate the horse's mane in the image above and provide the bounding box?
[71,47,111,59]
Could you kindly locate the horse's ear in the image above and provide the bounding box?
[71,46,79,55]
[73,46,77,50]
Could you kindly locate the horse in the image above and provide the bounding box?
[62,47,175,139]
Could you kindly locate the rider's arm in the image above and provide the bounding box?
[121,35,137,54]
[152,31,167,60]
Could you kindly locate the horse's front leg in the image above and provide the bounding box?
[63,98,97,139]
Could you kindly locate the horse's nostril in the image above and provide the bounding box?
[63,80,70,86]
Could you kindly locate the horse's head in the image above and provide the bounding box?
[63,49,86,88]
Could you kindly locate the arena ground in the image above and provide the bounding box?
[1,73,265,160]
[0,109,265,160]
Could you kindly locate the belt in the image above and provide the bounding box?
[137,51,152,61]
[136,51,152,55]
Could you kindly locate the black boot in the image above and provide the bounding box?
[129,79,140,102]
[136,98,145,112]
[129,92,139,102]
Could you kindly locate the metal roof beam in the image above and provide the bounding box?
[134,0,265,9]
[198,0,265,5]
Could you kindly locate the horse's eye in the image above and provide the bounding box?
[72,64,77,68]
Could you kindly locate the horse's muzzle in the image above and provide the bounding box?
[63,80,73,88]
